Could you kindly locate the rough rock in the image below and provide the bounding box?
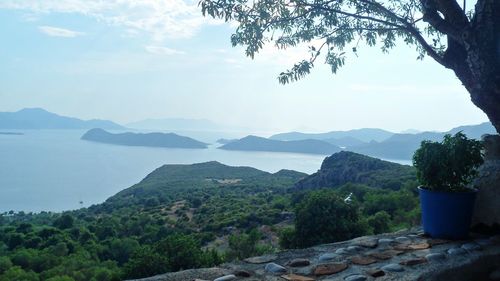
[245,255,277,264]
[314,263,348,276]
[234,270,252,277]
[350,255,377,265]
[472,134,500,227]
[365,268,385,277]
[344,274,367,281]
[399,257,428,266]
[319,253,340,262]
[381,263,404,272]
[425,253,446,261]
[264,263,286,274]
[280,274,314,281]
[287,259,310,267]
[213,275,236,281]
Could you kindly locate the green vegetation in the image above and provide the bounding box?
[282,190,369,248]
[0,156,421,280]
[413,132,484,191]
[295,151,416,190]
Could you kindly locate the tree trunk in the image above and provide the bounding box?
[464,0,500,133]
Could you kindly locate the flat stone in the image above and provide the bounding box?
[365,268,385,277]
[378,238,395,244]
[393,244,410,251]
[292,266,313,276]
[408,242,431,250]
[447,247,467,256]
[314,263,348,276]
[461,242,482,251]
[213,275,236,281]
[369,250,404,260]
[265,263,287,274]
[354,237,378,248]
[425,253,446,261]
[344,274,368,281]
[280,274,315,281]
[395,236,411,243]
[245,254,277,264]
[350,255,378,265]
[288,258,310,267]
[381,263,405,272]
[234,270,252,277]
[319,253,340,262]
[347,246,363,252]
[427,238,450,246]
[335,248,350,254]
[399,257,428,266]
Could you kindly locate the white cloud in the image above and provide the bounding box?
[0,0,220,40]
[38,25,84,37]
[145,45,185,55]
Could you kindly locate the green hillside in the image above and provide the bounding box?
[0,156,420,281]
[295,151,416,190]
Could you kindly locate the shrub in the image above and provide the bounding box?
[413,132,483,191]
[367,211,391,234]
[293,190,369,248]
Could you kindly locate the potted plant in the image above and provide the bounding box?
[413,132,483,239]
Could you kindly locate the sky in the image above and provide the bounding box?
[0,0,490,134]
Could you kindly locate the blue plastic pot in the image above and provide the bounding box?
[418,186,477,239]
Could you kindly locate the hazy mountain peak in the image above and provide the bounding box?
[0,108,124,130]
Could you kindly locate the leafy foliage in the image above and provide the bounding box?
[413,132,483,191]
[0,158,422,279]
[200,0,457,83]
[288,190,370,248]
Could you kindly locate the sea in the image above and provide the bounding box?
[0,130,411,212]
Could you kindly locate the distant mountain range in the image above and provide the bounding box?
[81,128,208,149]
[294,151,416,190]
[270,128,394,142]
[219,135,342,155]
[265,122,496,159]
[127,118,223,131]
[0,108,124,130]
[350,122,496,159]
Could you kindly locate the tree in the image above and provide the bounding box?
[367,211,391,234]
[293,190,369,248]
[53,214,74,230]
[154,235,202,271]
[201,0,500,132]
[227,229,260,260]
[123,246,169,279]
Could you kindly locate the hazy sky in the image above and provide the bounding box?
[0,0,489,133]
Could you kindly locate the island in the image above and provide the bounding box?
[81,128,208,149]
[218,135,341,155]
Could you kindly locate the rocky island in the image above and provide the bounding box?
[219,135,341,155]
[81,128,208,149]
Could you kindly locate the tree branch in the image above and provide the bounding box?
[434,0,469,26]
[353,0,448,66]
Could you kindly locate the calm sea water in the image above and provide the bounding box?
[0,130,411,212]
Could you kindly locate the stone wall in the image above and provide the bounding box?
[127,228,500,281]
[472,134,500,227]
